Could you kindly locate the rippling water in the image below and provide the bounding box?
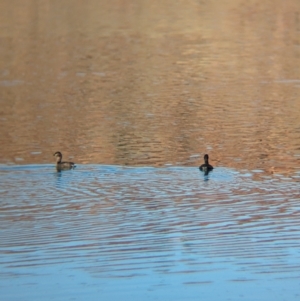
[1,0,300,173]
[1,165,300,300]
[1,0,300,300]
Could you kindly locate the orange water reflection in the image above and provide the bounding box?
[0,0,300,175]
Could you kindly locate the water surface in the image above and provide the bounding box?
[1,165,300,300]
[1,0,300,300]
[0,0,300,172]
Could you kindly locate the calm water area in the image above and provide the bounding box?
[1,0,300,300]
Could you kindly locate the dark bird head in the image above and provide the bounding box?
[53,151,62,158]
[53,151,62,163]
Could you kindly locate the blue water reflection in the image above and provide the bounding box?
[1,165,300,301]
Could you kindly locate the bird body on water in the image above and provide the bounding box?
[199,154,213,173]
[53,151,76,171]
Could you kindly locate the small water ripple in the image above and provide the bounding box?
[1,164,300,299]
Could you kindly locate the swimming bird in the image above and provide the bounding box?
[199,154,213,173]
[53,151,76,171]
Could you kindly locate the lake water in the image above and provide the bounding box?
[1,165,300,300]
[1,0,300,300]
